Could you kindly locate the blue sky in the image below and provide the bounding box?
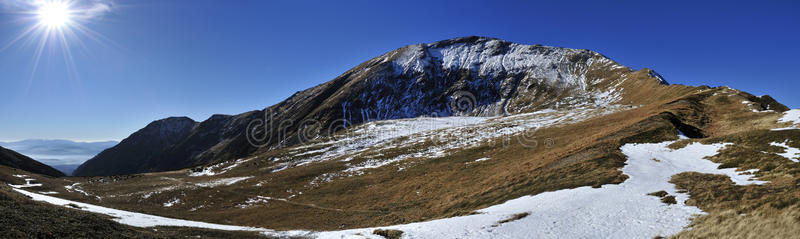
[0,0,798,142]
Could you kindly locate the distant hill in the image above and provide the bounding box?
[73,117,199,176]
[0,146,64,177]
[0,139,117,175]
[51,164,81,176]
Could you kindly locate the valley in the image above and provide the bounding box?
[2,37,799,238]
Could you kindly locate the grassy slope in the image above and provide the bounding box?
[660,88,800,238]
[1,73,796,237]
[28,72,712,231]
[668,130,800,238]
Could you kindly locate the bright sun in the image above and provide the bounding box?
[37,2,72,28]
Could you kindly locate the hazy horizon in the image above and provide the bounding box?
[0,139,118,167]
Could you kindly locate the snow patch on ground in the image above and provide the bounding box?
[311,141,765,238]
[236,196,272,209]
[291,106,635,187]
[11,188,310,237]
[774,109,800,130]
[770,141,800,162]
[8,178,42,188]
[741,101,774,113]
[194,177,253,188]
[772,127,799,131]
[340,106,631,174]
[276,116,489,172]
[189,157,255,177]
[163,198,180,207]
[778,109,800,125]
[64,182,100,200]
[140,186,179,199]
[9,140,769,238]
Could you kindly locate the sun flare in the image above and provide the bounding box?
[37,2,72,28]
[0,0,115,81]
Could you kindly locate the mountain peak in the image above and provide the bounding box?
[427,35,504,46]
[75,37,671,176]
[644,68,669,85]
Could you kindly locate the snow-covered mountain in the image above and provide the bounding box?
[74,36,668,176]
[3,37,800,239]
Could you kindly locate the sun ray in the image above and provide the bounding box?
[25,27,52,94]
[0,25,41,53]
[1,0,116,87]
[70,23,126,52]
[58,27,79,80]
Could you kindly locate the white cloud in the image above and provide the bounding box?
[80,0,114,19]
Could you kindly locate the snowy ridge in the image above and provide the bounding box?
[343,37,642,124]
[391,38,609,114]
[400,40,596,83]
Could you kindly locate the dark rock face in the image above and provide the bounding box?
[74,36,666,176]
[0,146,64,177]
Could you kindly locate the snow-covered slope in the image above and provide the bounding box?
[12,140,765,239]
[773,109,800,131]
[350,36,655,119]
[312,141,763,239]
[264,105,633,181]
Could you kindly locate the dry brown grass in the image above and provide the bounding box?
[56,97,701,231]
[373,229,404,239]
[497,212,530,224]
[664,127,800,238]
[670,208,800,239]
[1,77,716,232]
[5,76,794,236]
